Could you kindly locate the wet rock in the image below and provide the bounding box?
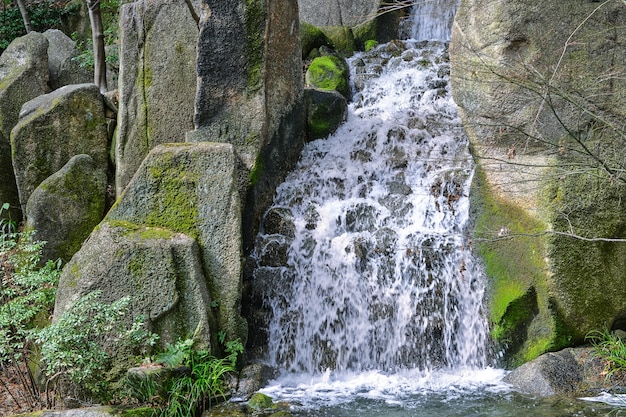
[235,363,278,399]
[305,55,350,100]
[504,349,583,396]
[263,207,296,237]
[304,88,348,140]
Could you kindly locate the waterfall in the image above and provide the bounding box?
[251,1,489,377]
[411,0,460,41]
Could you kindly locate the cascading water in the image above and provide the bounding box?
[252,0,488,376]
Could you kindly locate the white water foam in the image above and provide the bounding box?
[410,0,460,41]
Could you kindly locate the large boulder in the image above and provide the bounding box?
[25,154,107,264]
[0,32,49,222]
[0,31,49,140]
[54,221,214,351]
[11,83,108,211]
[451,0,626,364]
[43,29,92,90]
[106,142,245,343]
[115,0,199,194]
[189,0,306,252]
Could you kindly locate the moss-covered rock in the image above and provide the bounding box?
[25,154,107,264]
[305,55,350,100]
[247,392,275,410]
[318,26,357,55]
[300,22,332,59]
[54,220,215,353]
[11,83,108,211]
[107,142,245,344]
[304,87,348,140]
[453,0,626,366]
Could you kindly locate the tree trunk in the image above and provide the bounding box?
[86,0,107,93]
[15,0,32,33]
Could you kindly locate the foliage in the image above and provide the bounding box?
[0,204,61,410]
[154,337,243,417]
[33,291,158,403]
[587,329,626,379]
[0,0,66,52]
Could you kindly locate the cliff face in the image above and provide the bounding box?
[450,0,626,365]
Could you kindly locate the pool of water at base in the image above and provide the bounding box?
[258,369,624,417]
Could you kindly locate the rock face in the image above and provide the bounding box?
[25,154,107,264]
[451,0,626,364]
[43,29,92,90]
[11,83,108,211]
[54,221,214,350]
[0,32,49,222]
[299,0,379,27]
[115,0,199,194]
[106,142,244,343]
[190,0,306,252]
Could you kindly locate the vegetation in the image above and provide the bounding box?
[587,329,626,380]
[153,336,243,417]
[0,0,66,52]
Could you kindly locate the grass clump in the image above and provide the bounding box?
[587,329,626,380]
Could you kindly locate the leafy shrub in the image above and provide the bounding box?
[33,291,158,404]
[0,203,61,410]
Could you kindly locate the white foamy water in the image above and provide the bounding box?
[411,0,460,41]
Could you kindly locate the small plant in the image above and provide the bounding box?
[587,328,626,379]
[33,291,158,406]
[155,335,243,417]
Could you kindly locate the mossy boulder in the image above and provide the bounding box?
[305,55,350,100]
[300,22,332,59]
[107,142,246,344]
[115,0,198,194]
[54,220,215,352]
[304,87,348,140]
[318,26,357,54]
[25,154,107,264]
[247,392,275,410]
[11,83,108,211]
[0,31,49,140]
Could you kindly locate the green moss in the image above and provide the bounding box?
[248,392,275,410]
[353,20,377,50]
[143,156,200,240]
[248,154,264,186]
[300,22,332,58]
[305,55,350,99]
[118,407,157,417]
[472,166,555,364]
[364,40,379,52]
